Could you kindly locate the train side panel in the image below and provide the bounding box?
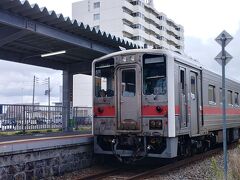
[202,69,240,132]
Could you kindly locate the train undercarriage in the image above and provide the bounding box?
[94,128,240,163]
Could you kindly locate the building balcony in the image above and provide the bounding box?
[123,12,134,23]
[149,36,157,44]
[123,0,134,11]
[149,13,159,25]
[133,17,149,29]
[133,28,149,40]
[132,4,145,14]
[149,24,160,35]
[123,24,134,35]
[166,25,183,37]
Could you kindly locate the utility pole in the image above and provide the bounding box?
[32,75,36,108]
[44,77,51,126]
[48,77,51,108]
[32,76,39,111]
[48,77,51,127]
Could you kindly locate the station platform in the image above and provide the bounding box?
[0,132,94,179]
[0,132,93,154]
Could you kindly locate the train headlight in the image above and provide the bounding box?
[150,120,156,128]
[155,120,162,129]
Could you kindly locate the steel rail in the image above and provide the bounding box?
[75,143,238,180]
[127,144,237,180]
[76,168,120,180]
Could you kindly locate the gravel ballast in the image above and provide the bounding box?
[148,145,239,180]
[54,144,239,180]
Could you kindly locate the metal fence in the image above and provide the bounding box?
[0,104,92,133]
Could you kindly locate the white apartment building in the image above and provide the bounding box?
[72,0,184,53]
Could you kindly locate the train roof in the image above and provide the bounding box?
[93,49,201,66]
[93,49,240,84]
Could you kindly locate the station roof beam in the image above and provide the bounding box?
[0,0,139,75]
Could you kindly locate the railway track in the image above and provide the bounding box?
[77,143,237,180]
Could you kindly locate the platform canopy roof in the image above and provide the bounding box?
[0,0,139,74]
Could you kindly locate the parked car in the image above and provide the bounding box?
[42,118,52,125]
[53,115,62,125]
[2,119,17,126]
[35,117,47,125]
[1,119,16,130]
[26,118,37,126]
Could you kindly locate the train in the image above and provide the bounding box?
[92,49,240,163]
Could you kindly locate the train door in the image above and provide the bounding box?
[189,70,200,135]
[116,65,141,132]
[179,67,188,129]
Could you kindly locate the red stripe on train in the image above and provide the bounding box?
[203,106,240,115]
[94,106,115,117]
[175,105,240,115]
[94,105,240,117]
[142,105,168,116]
[94,105,169,117]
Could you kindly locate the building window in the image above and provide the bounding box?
[132,24,144,30]
[176,27,181,31]
[94,2,100,9]
[132,12,144,19]
[208,85,216,104]
[132,36,143,41]
[176,36,181,40]
[158,16,164,20]
[228,90,233,105]
[234,92,239,106]
[93,13,100,20]
[157,36,164,40]
[159,26,164,30]
[131,1,144,6]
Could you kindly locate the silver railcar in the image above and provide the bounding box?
[92,49,240,162]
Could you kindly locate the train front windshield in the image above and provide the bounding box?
[95,58,114,97]
[143,54,166,95]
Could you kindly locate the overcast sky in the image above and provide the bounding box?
[1,0,240,105]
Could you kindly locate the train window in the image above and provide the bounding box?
[234,92,239,106]
[95,58,114,97]
[190,76,196,95]
[219,88,222,103]
[143,54,166,95]
[227,90,233,105]
[208,85,216,104]
[180,69,185,93]
[122,69,136,97]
